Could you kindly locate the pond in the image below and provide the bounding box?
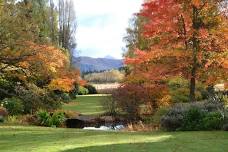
[66,116,126,131]
[83,124,125,131]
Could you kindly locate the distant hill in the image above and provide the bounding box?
[104,55,116,59]
[72,56,124,73]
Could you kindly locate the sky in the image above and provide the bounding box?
[74,0,143,59]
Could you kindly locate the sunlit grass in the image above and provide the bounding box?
[62,96,106,115]
[0,126,228,152]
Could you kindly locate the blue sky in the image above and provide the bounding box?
[74,0,143,59]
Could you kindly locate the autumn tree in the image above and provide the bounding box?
[0,0,79,111]
[0,0,77,82]
[18,42,71,86]
[126,0,228,102]
[48,69,80,93]
[0,1,42,81]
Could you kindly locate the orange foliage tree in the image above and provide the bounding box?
[48,70,80,93]
[125,0,228,102]
[21,42,80,93]
[0,41,79,93]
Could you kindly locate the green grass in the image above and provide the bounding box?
[62,96,107,115]
[0,126,228,152]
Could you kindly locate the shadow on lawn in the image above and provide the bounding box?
[60,131,228,152]
[60,141,176,152]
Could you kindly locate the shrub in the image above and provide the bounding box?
[15,84,62,114]
[37,110,51,126]
[60,93,71,103]
[1,97,24,115]
[36,110,65,127]
[51,112,65,127]
[84,84,97,94]
[161,104,187,131]
[112,84,167,121]
[112,85,145,121]
[101,96,118,116]
[181,107,206,131]
[78,86,89,95]
[161,100,226,131]
[0,107,8,123]
[202,112,223,130]
[0,78,15,100]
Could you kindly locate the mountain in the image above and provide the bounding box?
[72,56,124,73]
[104,55,116,59]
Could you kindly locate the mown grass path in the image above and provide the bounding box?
[0,126,228,152]
[62,96,107,115]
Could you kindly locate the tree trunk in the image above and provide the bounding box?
[190,60,196,102]
[50,0,55,44]
[189,6,199,102]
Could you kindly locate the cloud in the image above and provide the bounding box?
[74,0,143,59]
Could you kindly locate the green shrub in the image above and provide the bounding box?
[84,84,97,94]
[161,100,226,131]
[37,110,51,126]
[15,84,62,114]
[0,78,15,100]
[78,86,89,95]
[1,97,24,115]
[202,112,223,130]
[51,112,65,127]
[36,110,65,127]
[181,107,206,131]
[60,93,71,103]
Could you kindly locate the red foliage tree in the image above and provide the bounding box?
[126,0,228,102]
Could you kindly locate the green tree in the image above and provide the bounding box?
[124,16,152,58]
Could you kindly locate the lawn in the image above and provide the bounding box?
[62,95,108,115]
[0,125,228,152]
